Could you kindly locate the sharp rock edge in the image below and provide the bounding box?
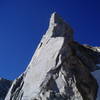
[5,12,100,100]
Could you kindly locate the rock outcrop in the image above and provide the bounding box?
[5,13,100,100]
[0,78,12,100]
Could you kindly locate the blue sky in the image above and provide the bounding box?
[0,0,100,80]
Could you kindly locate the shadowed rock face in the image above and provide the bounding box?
[0,78,12,100]
[5,13,100,100]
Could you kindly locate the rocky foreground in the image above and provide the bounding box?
[0,78,12,100]
[3,13,100,100]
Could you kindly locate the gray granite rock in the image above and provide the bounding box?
[5,13,100,100]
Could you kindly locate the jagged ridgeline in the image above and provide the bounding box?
[4,13,100,100]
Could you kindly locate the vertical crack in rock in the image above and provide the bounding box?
[6,73,25,100]
[5,12,100,100]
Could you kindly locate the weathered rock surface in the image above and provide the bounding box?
[5,13,100,100]
[0,78,12,100]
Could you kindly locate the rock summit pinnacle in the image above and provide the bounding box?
[46,12,73,40]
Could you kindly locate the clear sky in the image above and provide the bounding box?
[0,0,100,80]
